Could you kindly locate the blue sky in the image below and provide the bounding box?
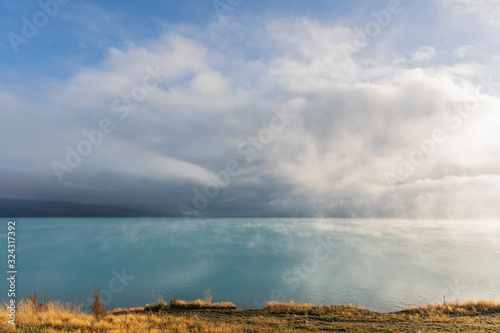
[0,0,436,78]
[1,0,500,217]
[0,1,350,76]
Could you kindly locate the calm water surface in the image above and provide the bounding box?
[2,218,500,312]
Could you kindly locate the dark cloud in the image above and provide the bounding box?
[1,10,500,218]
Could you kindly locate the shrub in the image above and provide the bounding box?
[91,286,107,319]
[28,292,48,312]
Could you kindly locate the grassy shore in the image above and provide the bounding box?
[2,296,500,332]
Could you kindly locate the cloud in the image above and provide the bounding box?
[1,9,500,218]
[441,0,500,28]
[411,46,437,63]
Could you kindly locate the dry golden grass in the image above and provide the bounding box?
[400,299,500,317]
[0,299,241,333]
[265,300,314,313]
[110,307,145,315]
[265,300,370,316]
[2,297,500,332]
[169,298,237,309]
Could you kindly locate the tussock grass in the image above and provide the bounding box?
[265,300,371,316]
[1,298,240,333]
[400,299,500,317]
[169,298,237,309]
[167,290,236,309]
[265,300,315,313]
[2,296,500,332]
[110,306,144,315]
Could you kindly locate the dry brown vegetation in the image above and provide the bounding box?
[2,297,500,332]
[399,299,500,316]
[169,298,237,310]
[142,292,237,312]
[1,298,240,333]
[91,287,107,320]
[264,300,372,316]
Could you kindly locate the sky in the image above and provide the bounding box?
[1,0,500,218]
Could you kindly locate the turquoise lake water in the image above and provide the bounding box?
[2,218,500,312]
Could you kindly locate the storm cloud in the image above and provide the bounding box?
[1,0,500,218]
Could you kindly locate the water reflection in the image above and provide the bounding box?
[2,218,499,312]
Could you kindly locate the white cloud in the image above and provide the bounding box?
[412,46,437,62]
[90,139,215,184]
[441,0,500,28]
[2,13,500,217]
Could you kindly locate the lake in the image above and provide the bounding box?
[2,218,500,312]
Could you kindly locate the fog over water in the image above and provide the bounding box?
[3,218,499,311]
